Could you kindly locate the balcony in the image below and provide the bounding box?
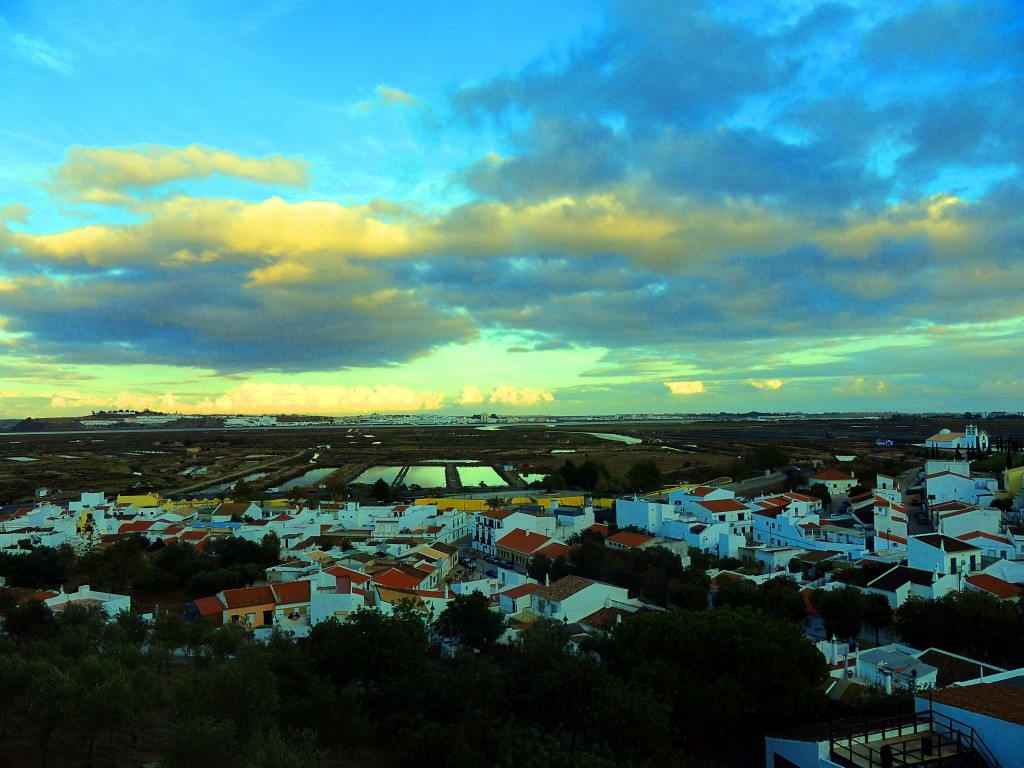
[830,710,1000,768]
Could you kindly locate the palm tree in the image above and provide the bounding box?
[485,496,503,511]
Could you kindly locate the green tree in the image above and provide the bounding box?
[485,496,504,510]
[749,443,789,471]
[625,459,663,493]
[813,585,866,641]
[601,607,827,742]
[528,552,552,582]
[371,477,391,502]
[436,591,506,648]
[808,482,832,509]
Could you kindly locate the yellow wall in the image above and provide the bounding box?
[416,494,591,511]
[1004,465,1024,495]
[116,494,161,507]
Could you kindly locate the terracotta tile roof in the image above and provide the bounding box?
[194,595,226,616]
[501,583,540,600]
[119,520,155,533]
[784,492,819,503]
[931,500,975,512]
[811,469,853,481]
[221,585,275,610]
[579,606,648,632]
[801,588,820,615]
[698,498,749,513]
[479,509,516,521]
[181,530,209,541]
[689,486,720,497]
[271,580,311,605]
[371,568,424,590]
[916,649,1006,688]
[325,565,371,585]
[495,528,552,555]
[374,585,427,610]
[589,523,611,536]
[432,541,458,555]
[606,530,655,548]
[867,565,934,592]
[913,534,980,553]
[537,541,571,560]
[966,574,1023,600]
[925,683,1024,726]
[534,574,594,602]
[957,531,1010,544]
[877,530,908,545]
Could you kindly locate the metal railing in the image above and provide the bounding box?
[829,709,1001,768]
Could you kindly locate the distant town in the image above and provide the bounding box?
[1,417,1022,767]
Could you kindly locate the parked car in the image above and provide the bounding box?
[463,558,477,569]
[485,568,499,578]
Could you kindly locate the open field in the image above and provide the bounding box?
[2,416,1022,505]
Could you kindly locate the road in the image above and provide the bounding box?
[724,471,787,497]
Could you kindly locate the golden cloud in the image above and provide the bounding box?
[355,85,422,113]
[746,379,784,390]
[458,385,485,405]
[665,381,705,395]
[51,144,309,203]
[486,385,555,406]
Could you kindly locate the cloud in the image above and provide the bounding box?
[665,381,706,395]
[1,18,74,74]
[51,144,310,203]
[747,379,784,390]
[458,385,485,405]
[355,85,423,113]
[0,390,23,398]
[485,385,554,406]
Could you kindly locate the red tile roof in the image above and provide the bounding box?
[495,528,552,555]
[812,469,853,481]
[501,583,540,600]
[698,498,749,513]
[913,534,980,553]
[925,683,1024,726]
[957,531,1009,544]
[221,585,275,610]
[271,580,311,605]
[479,509,516,521]
[689,486,720,497]
[371,568,425,590]
[119,520,155,533]
[537,541,571,560]
[606,530,655,548]
[324,566,371,584]
[194,595,226,616]
[966,574,1023,600]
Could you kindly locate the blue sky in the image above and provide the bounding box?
[1,0,1022,417]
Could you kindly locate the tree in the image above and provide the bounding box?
[601,607,827,742]
[625,459,663,493]
[485,496,504,511]
[528,553,552,582]
[750,443,789,471]
[808,483,832,509]
[436,591,505,648]
[371,477,391,502]
[813,585,866,641]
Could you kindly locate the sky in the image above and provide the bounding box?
[1,0,1022,418]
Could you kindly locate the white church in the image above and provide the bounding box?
[925,424,990,452]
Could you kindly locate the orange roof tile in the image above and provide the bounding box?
[502,583,540,600]
[698,498,749,513]
[925,683,1024,726]
[194,595,226,616]
[966,574,1023,600]
[371,568,424,590]
[221,585,275,610]
[812,469,853,481]
[606,530,655,548]
[271,580,311,605]
[495,528,552,555]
